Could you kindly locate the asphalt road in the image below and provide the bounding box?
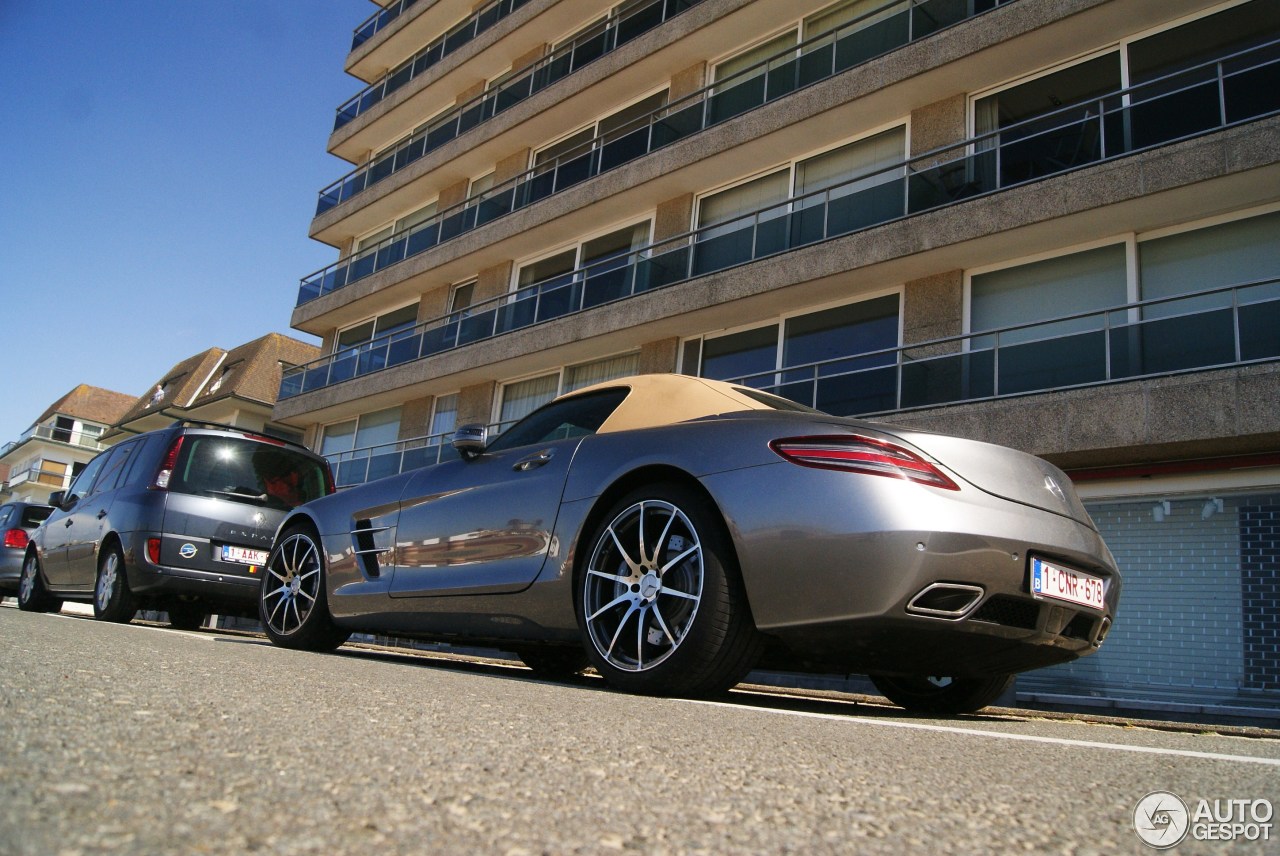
[2,607,1278,855]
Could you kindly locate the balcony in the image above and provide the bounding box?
[724,279,1280,416]
[311,276,1278,488]
[331,0,700,145]
[4,423,109,455]
[327,430,455,487]
[288,35,1280,327]
[350,0,431,52]
[315,0,1005,219]
[3,466,74,491]
[344,0,536,122]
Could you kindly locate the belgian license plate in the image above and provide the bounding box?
[1031,557,1106,610]
[221,545,269,566]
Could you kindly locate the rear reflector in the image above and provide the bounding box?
[3,528,28,549]
[770,435,960,490]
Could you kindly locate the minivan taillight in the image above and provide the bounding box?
[152,436,185,490]
[146,538,162,565]
[3,528,28,549]
[770,435,960,491]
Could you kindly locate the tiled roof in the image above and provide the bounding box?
[34,385,135,428]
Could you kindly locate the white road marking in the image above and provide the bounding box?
[684,698,1280,767]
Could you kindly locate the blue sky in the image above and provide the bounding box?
[0,1,370,444]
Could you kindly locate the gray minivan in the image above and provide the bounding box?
[18,421,333,628]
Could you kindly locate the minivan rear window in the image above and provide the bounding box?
[171,436,329,510]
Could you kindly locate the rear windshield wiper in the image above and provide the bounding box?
[208,488,268,504]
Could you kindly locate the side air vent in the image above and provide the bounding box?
[352,519,391,578]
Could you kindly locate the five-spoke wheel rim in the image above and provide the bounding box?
[96,552,119,612]
[583,500,703,673]
[263,533,322,637]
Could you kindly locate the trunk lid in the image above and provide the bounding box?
[878,428,1095,528]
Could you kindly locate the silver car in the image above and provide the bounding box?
[260,375,1120,713]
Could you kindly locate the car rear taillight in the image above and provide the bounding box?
[3,528,28,549]
[146,538,161,565]
[770,435,960,491]
[151,436,185,490]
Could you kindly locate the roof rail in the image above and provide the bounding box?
[164,419,312,453]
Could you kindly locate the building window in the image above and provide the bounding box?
[694,127,906,274]
[331,304,420,383]
[690,295,900,414]
[962,209,1280,398]
[497,354,641,428]
[321,407,403,487]
[498,374,561,427]
[512,222,652,322]
[971,2,1280,184]
[430,394,459,439]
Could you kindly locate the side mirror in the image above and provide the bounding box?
[47,491,67,510]
[452,424,488,461]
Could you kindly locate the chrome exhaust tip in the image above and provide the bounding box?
[906,583,984,619]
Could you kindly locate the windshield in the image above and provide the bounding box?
[171,436,330,510]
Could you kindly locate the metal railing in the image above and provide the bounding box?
[326,430,456,487]
[304,7,1280,313]
[351,0,427,52]
[314,0,1002,219]
[3,466,74,491]
[330,0,700,144]
[722,278,1280,416]
[7,423,110,453]
[345,0,536,119]
[311,279,1278,487]
[281,38,1280,394]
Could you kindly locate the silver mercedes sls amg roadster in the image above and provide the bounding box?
[259,375,1120,713]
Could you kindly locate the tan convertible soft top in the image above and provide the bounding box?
[565,374,785,434]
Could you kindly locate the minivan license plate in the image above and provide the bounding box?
[1031,557,1105,610]
[221,545,269,566]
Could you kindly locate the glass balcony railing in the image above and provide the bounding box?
[316,0,1004,218]
[346,0,536,115]
[327,430,456,487]
[725,278,1280,416]
[333,0,699,139]
[290,35,1280,323]
[297,279,1279,464]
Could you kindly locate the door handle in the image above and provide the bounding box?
[65,519,74,528]
[513,450,555,471]
[97,509,108,520]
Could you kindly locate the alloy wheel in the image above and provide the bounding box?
[582,500,704,673]
[19,556,37,603]
[262,532,322,637]
[95,551,120,612]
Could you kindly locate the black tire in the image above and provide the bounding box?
[93,544,137,623]
[516,646,590,680]
[870,673,1014,715]
[259,525,350,652]
[167,603,207,631]
[577,482,762,697]
[17,552,62,614]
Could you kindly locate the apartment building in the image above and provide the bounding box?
[103,333,321,446]
[275,0,1280,717]
[0,386,134,504]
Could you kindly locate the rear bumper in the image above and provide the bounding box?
[120,533,261,607]
[0,549,24,591]
[703,461,1121,677]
